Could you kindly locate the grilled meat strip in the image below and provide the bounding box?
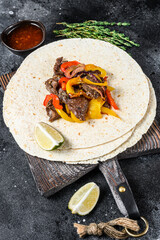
[45,78,59,95]
[82,72,107,100]
[53,57,64,75]
[46,99,60,122]
[82,83,106,100]
[66,97,89,121]
[103,101,111,108]
[82,83,99,99]
[53,56,69,76]
[45,57,67,95]
[58,88,68,104]
[64,64,85,78]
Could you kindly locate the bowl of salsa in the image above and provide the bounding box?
[1,20,46,57]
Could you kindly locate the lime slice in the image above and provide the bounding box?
[68,182,100,216]
[34,122,64,150]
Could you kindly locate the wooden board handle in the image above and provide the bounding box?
[99,158,140,219]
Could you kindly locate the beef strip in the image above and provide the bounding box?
[103,101,111,109]
[82,83,100,99]
[52,75,62,82]
[45,78,58,95]
[53,57,66,75]
[75,70,101,78]
[64,64,85,78]
[58,88,68,104]
[87,72,101,83]
[82,83,106,100]
[46,100,60,122]
[66,97,89,121]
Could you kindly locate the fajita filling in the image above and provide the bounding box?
[43,57,119,122]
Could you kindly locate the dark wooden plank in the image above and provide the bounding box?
[0,72,15,91]
[27,155,97,197]
[1,72,160,197]
[119,120,160,159]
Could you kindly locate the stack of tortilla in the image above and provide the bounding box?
[3,39,156,164]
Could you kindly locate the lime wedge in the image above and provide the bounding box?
[68,182,100,216]
[34,122,64,150]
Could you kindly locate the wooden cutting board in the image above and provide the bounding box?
[1,72,160,197]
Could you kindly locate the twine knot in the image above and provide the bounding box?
[87,223,103,236]
[74,217,140,239]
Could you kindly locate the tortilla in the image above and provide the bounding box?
[3,38,150,162]
[67,78,156,164]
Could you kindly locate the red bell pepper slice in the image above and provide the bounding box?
[52,94,63,109]
[60,61,80,72]
[59,77,69,90]
[104,76,108,82]
[106,89,119,110]
[43,94,63,109]
[43,94,53,106]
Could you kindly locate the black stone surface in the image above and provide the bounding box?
[0,0,160,239]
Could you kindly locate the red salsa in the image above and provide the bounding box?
[6,23,43,50]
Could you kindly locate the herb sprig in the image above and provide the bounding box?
[53,20,140,51]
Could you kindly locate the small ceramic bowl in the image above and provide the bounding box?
[1,20,46,57]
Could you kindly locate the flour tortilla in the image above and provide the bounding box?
[3,39,150,161]
[67,78,156,164]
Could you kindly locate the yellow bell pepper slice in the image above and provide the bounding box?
[83,77,107,86]
[101,107,120,119]
[71,112,84,123]
[66,76,82,94]
[65,104,70,114]
[66,76,107,96]
[107,86,115,91]
[87,97,105,119]
[85,64,107,78]
[55,108,74,122]
[93,74,102,82]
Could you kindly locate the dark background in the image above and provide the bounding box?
[0,0,160,239]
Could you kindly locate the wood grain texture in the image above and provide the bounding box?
[1,72,160,197]
[119,120,160,159]
[27,154,97,197]
[0,72,15,91]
